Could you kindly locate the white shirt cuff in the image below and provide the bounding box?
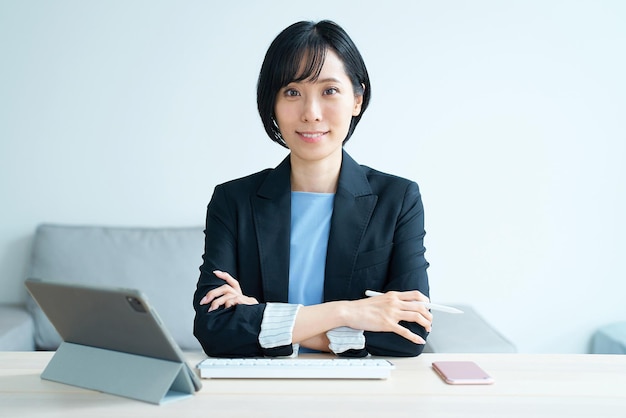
[259,303,301,349]
[326,326,366,354]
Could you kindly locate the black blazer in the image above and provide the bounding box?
[193,150,430,357]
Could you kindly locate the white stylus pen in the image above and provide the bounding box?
[365,290,464,314]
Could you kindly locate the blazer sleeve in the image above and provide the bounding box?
[193,184,267,357]
[364,181,431,357]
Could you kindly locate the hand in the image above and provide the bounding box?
[345,290,433,345]
[199,270,259,312]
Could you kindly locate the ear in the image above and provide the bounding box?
[352,84,365,116]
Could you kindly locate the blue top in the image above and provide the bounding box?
[288,192,335,307]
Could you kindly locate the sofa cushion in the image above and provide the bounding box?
[0,305,35,351]
[591,322,626,354]
[26,224,204,351]
[423,304,516,353]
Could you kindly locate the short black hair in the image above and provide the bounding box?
[257,20,371,148]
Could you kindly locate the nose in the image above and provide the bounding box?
[301,96,322,122]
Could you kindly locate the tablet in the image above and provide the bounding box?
[25,278,202,392]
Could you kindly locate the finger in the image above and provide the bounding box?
[200,290,218,305]
[397,309,433,332]
[402,302,434,322]
[213,270,242,292]
[397,290,430,303]
[200,284,236,305]
[205,284,233,303]
[397,299,432,317]
[221,294,246,310]
[391,323,426,345]
[208,294,238,312]
[223,295,243,309]
[421,315,433,333]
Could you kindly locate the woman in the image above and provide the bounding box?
[193,20,432,358]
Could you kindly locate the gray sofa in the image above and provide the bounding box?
[0,224,516,354]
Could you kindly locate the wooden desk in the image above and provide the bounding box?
[1,351,625,417]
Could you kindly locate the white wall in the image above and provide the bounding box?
[1,0,625,353]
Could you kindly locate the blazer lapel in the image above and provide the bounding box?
[252,155,292,302]
[324,151,378,301]
[252,151,377,303]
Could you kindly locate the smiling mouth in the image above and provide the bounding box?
[298,131,328,143]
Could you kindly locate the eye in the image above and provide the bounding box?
[284,88,300,97]
[323,87,338,95]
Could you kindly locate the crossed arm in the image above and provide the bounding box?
[200,269,432,352]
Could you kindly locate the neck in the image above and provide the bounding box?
[290,152,342,193]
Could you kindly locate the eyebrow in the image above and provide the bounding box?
[316,77,344,84]
[288,77,344,86]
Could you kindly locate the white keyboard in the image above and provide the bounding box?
[197,357,395,379]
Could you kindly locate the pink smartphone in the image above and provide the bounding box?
[432,361,494,385]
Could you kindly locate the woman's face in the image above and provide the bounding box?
[274,49,363,166]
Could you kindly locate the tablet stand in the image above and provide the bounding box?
[41,342,194,404]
